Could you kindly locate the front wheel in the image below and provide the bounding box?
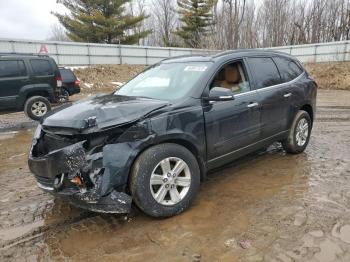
[130,143,200,218]
[282,110,312,154]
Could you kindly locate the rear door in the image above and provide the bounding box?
[273,56,305,130]
[0,59,28,109]
[204,59,261,164]
[29,58,56,88]
[245,57,284,139]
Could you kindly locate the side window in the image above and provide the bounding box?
[0,60,27,78]
[30,59,54,76]
[274,57,304,82]
[246,57,281,89]
[210,61,251,94]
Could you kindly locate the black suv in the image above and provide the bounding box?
[58,67,81,102]
[28,50,317,218]
[0,54,62,120]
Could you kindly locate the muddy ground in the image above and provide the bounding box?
[0,89,349,261]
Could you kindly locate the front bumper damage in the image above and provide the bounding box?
[28,127,134,214]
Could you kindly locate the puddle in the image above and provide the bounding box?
[315,239,343,262]
[332,223,350,244]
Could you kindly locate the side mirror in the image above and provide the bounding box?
[203,87,235,102]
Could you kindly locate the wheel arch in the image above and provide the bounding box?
[128,137,206,188]
[300,104,314,126]
[18,85,54,107]
[22,90,51,107]
[159,138,207,182]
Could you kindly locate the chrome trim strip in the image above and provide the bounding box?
[37,182,54,191]
[255,72,305,93]
[247,102,259,108]
[234,72,305,98]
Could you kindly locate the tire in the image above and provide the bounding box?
[282,110,312,154]
[130,143,200,218]
[59,89,70,103]
[24,96,51,121]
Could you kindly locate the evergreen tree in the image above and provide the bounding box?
[175,0,215,48]
[54,0,151,44]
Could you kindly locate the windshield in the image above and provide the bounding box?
[115,62,211,100]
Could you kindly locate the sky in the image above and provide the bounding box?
[0,0,67,40]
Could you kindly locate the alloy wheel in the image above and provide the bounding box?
[31,101,48,117]
[150,157,191,206]
[296,118,309,147]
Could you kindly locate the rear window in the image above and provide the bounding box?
[0,60,27,78]
[30,59,54,76]
[246,57,282,89]
[59,69,76,82]
[274,57,303,82]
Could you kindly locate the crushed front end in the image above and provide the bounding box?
[28,124,141,213]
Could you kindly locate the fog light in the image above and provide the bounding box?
[53,174,65,190]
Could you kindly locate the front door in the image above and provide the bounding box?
[203,60,261,165]
[0,59,28,109]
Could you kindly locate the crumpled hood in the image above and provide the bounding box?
[42,94,169,130]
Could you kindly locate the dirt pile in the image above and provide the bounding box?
[305,62,350,91]
[72,65,146,94]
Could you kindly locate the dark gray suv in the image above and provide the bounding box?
[0,54,62,120]
[28,50,317,218]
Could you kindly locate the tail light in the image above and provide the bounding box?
[56,75,62,88]
[74,79,81,86]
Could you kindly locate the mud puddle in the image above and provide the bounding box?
[0,90,350,261]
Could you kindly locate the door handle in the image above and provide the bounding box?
[284,93,292,98]
[247,102,259,108]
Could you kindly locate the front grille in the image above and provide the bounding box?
[32,130,77,157]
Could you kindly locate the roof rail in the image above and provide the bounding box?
[0,52,49,57]
[161,53,208,62]
[213,48,293,58]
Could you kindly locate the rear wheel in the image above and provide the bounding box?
[24,96,51,121]
[282,110,312,154]
[130,143,200,218]
[59,89,69,103]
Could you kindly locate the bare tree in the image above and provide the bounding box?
[46,23,70,41]
[128,0,150,45]
[67,0,350,49]
[151,0,178,46]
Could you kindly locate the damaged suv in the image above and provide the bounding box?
[28,50,317,217]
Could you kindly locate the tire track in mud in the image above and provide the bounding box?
[316,106,350,122]
[0,206,98,250]
[0,197,133,252]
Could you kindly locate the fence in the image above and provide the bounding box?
[0,38,349,66]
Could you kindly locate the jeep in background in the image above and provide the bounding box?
[0,54,62,120]
[58,67,81,102]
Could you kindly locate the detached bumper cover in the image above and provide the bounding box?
[28,140,132,214]
[70,190,132,213]
[28,141,86,179]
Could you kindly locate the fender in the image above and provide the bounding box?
[17,84,54,106]
[102,110,207,192]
